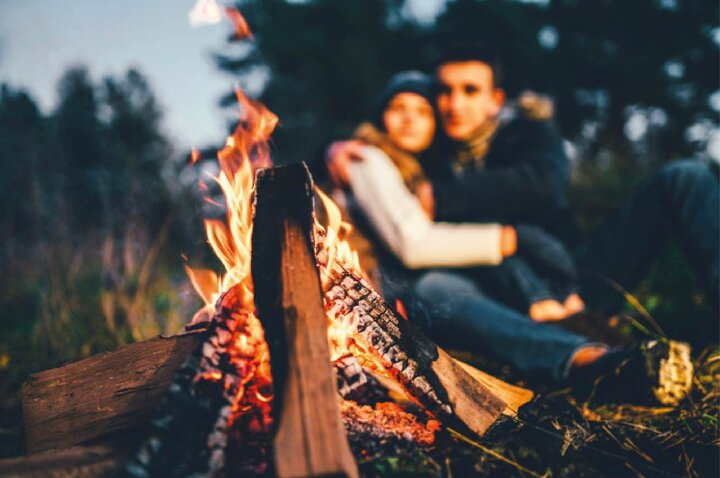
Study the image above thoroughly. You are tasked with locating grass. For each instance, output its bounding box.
[0,228,717,476]
[354,344,719,478]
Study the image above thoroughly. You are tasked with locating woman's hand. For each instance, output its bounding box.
[415,180,435,220]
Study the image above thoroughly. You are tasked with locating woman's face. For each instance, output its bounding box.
[382,92,436,154]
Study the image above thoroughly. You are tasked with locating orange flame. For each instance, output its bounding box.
[185,55,277,436]
[395,299,409,321]
[187,86,277,311]
[315,187,361,287]
[185,4,435,450]
[225,7,253,40]
[190,147,202,164]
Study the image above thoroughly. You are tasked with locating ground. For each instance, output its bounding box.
[1,313,718,477]
[357,315,720,478]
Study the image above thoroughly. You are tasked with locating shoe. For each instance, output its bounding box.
[570,340,693,406]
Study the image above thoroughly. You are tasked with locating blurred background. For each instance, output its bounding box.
[0,0,717,457]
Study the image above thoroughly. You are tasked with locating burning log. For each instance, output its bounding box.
[124,285,273,477]
[251,163,358,478]
[318,259,507,436]
[253,162,506,439]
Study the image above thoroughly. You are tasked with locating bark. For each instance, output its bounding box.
[251,163,358,478]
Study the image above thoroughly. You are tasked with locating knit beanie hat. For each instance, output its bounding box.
[372,71,434,129]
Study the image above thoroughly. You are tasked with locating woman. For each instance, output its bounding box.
[346,71,583,321]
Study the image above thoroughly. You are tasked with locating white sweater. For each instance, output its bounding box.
[348,146,504,269]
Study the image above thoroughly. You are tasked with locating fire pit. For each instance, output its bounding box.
[8,10,533,477]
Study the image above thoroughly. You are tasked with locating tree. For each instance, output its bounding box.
[0,85,48,244]
[52,67,107,229]
[100,68,172,232]
[216,0,431,164]
[217,0,718,171]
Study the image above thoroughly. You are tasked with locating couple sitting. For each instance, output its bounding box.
[324,44,719,404]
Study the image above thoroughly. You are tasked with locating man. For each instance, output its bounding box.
[423,44,719,318]
[327,44,714,402]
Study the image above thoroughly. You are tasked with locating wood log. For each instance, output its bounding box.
[369,359,533,417]
[21,333,201,454]
[455,360,534,416]
[251,163,358,478]
[0,443,132,478]
[318,252,508,437]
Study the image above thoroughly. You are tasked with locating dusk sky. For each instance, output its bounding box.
[0,0,446,152]
[0,0,244,150]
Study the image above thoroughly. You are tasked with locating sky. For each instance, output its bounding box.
[0,0,446,151]
[0,0,239,149]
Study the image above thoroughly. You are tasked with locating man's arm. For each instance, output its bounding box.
[325,139,366,187]
[433,120,569,222]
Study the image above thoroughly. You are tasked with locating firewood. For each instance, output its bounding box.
[318,252,508,437]
[454,360,534,416]
[124,283,278,477]
[0,443,132,477]
[334,354,369,398]
[251,163,358,478]
[367,359,533,418]
[21,333,201,454]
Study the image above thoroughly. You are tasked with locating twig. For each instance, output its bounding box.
[579,269,665,338]
[447,428,547,478]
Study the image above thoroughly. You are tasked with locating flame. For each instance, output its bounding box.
[225,7,253,40]
[185,5,434,454]
[189,86,277,309]
[315,187,361,287]
[185,42,277,441]
[395,299,409,321]
[190,147,202,164]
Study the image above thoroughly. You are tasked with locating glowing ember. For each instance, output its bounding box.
[341,400,440,447]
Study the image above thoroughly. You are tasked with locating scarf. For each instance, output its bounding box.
[452,118,500,174]
[353,122,427,194]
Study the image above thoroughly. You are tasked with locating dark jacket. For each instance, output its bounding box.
[426,117,582,246]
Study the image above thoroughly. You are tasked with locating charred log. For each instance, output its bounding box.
[124,287,266,477]
[317,243,508,437]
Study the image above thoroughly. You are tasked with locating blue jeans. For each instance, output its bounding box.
[410,270,593,381]
[474,224,578,311]
[408,161,717,381]
[574,160,720,314]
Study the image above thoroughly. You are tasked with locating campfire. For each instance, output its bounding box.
[14,9,533,477]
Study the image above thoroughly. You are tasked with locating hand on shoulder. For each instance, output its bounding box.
[325,139,366,187]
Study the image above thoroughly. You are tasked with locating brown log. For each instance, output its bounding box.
[368,358,533,418]
[320,257,508,437]
[455,360,534,416]
[251,163,358,478]
[21,332,201,454]
[0,443,131,478]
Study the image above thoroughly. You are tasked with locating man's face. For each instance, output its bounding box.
[436,61,505,142]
